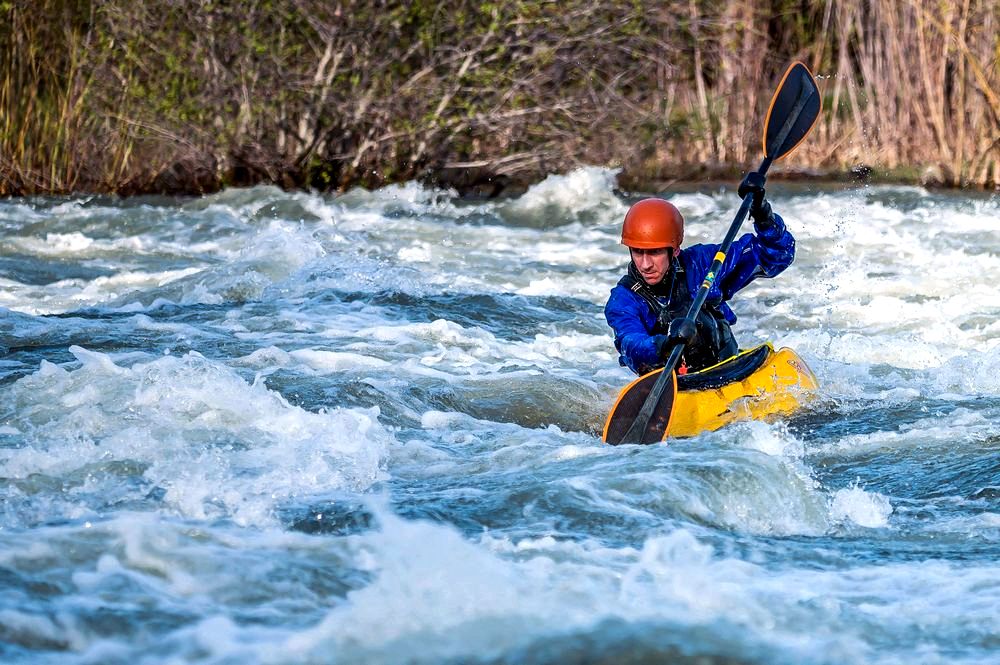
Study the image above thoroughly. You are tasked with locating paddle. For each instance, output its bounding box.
[603,62,821,445]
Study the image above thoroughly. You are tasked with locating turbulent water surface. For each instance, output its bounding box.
[1,168,999,664]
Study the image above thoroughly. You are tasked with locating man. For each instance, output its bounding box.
[604,173,795,375]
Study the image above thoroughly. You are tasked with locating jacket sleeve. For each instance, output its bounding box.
[715,212,795,300]
[604,285,662,374]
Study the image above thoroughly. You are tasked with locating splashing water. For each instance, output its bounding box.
[1,170,999,664]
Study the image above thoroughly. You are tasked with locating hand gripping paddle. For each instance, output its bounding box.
[603,62,821,445]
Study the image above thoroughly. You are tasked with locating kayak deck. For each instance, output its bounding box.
[670,343,818,437]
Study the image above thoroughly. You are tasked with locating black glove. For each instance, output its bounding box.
[667,317,697,347]
[738,171,774,228]
[654,317,696,358]
[652,335,670,360]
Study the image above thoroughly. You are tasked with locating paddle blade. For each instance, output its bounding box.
[763,62,821,161]
[602,368,678,445]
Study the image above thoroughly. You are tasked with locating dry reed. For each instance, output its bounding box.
[1,0,997,195]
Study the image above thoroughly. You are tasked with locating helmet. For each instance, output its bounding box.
[620,198,684,250]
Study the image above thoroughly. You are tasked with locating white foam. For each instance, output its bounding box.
[668,191,723,221]
[230,346,293,369]
[420,410,466,429]
[0,267,206,315]
[275,512,613,661]
[0,213,327,313]
[731,420,805,458]
[3,180,1000,664]
[2,347,391,526]
[830,486,894,528]
[931,349,1000,395]
[817,407,995,459]
[499,166,625,227]
[162,221,326,306]
[256,516,882,663]
[289,349,392,373]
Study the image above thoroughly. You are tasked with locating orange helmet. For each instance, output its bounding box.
[620,198,684,250]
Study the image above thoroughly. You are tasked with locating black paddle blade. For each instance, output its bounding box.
[602,369,677,445]
[763,62,821,161]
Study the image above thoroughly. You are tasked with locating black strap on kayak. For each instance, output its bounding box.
[675,343,771,391]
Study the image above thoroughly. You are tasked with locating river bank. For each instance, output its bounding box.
[433,162,979,201]
[4,1,997,198]
[100,155,995,203]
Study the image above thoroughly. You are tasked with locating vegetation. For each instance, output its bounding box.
[1,0,997,196]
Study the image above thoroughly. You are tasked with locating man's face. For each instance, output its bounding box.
[630,247,671,285]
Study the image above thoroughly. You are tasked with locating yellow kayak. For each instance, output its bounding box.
[671,343,818,437]
[603,343,818,441]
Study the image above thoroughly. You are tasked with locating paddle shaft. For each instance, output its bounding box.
[617,156,772,444]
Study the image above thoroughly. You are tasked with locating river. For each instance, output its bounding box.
[1,167,998,664]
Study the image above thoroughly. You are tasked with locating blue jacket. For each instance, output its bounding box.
[604,214,795,374]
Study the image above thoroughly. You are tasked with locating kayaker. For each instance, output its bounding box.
[604,173,795,375]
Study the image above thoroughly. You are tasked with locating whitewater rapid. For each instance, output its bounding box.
[1,168,999,664]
